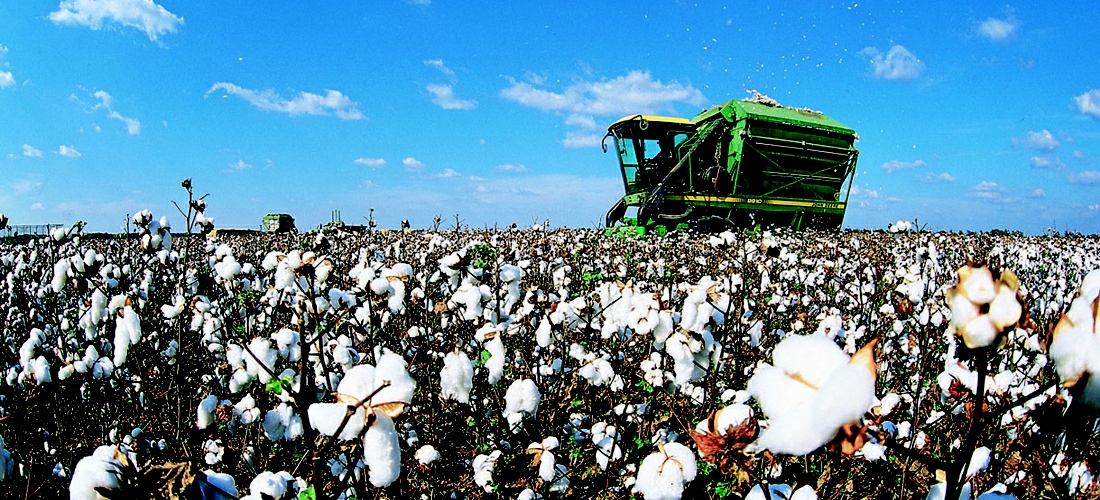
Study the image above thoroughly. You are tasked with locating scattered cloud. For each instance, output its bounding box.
[423,59,455,77]
[976,16,1019,42]
[92,90,141,135]
[1074,150,1091,165]
[881,159,927,173]
[22,144,42,157]
[30,202,44,210]
[501,70,706,130]
[970,181,1006,199]
[861,45,925,81]
[918,172,956,183]
[207,82,364,120]
[57,145,80,158]
[426,83,476,110]
[49,0,184,41]
[402,157,426,172]
[1068,170,1100,185]
[227,159,253,172]
[562,132,604,149]
[354,157,387,169]
[1028,188,1045,198]
[12,179,43,195]
[495,163,529,173]
[1075,89,1100,120]
[1029,155,1065,170]
[434,168,461,178]
[1014,129,1059,151]
[0,45,14,89]
[1089,204,1100,211]
[850,185,879,199]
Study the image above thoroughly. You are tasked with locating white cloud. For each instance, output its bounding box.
[22,144,42,157]
[423,59,455,77]
[1030,156,1065,170]
[1075,89,1100,119]
[1069,170,1100,185]
[1015,129,1059,151]
[0,71,12,89]
[11,179,43,195]
[501,70,706,119]
[977,17,1019,42]
[426,83,476,110]
[434,168,461,178]
[30,202,44,210]
[562,132,603,149]
[49,0,184,41]
[1089,204,1100,211]
[918,172,957,183]
[564,114,597,130]
[881,159,927,173]
[207,82,364,120]
[57,145,80,158]
[402,157,426,172]
[93,90,141,135]
[354,157,387,169]
[970,181,1006,199]
[1028,188,1045,198]
[849,185,879,199]
[495,163,529,173]
[861,45,925,81]
[228,160,253,171]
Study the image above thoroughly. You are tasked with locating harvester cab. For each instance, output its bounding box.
[603,95,859,232]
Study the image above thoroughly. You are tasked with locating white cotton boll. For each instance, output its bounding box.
[748,365,817,421]
[925,481,973,500]
[69,445,128,500]
[485,337,506,385]
[415,445,440,466]
[791,485,819,500]
[440,351,474,404]
[248,471,290,499]
[860,442,886,461]
[746,484,795,500]
[538,450,556,482]
[633,442,696,500]
[473,451,501,492]
[197,394,219,430]
[503,379,541,432]
[92,357,114,379]
[33,356,52,384]
[362,412,401,487]
[813,364,876,430]
[51,258,70,294]
[308,403,364,441]
[1048,325,1100,388]
[199,470,237,499]
[245,338,277,384]
[535,318,553,348]
[770,334,848,388]
[59,363,76,381]
[517,489,542,500]
[966,447,991,479]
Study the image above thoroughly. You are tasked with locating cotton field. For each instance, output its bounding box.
[0,209,1099,499]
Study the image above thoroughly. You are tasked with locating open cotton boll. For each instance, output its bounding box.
[51,258,71,293]
[247,470,295,499]
[749,335,878,455]
[199,470,237,499]
[925,481,973,500]
[197,394,219,430]
[362,412,401,487]
[633,442,697,500]
[69,445,133,500]
[440,351,474,404]
[244,338,278,384]
[485,336,506,385]
[473,450,502,492]
[503,379,541,433]
[309,351,416,439]
[112,305,142,366]
[415,445,440,466]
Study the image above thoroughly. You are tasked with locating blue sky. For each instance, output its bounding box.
[1,1,1098,234]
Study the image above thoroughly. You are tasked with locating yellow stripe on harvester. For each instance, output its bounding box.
[666,195,845,210]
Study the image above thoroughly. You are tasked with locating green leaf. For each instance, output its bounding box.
[298,486,317,500]
[265,378,283,395]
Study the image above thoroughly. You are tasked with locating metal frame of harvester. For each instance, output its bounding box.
[603,95,859,233]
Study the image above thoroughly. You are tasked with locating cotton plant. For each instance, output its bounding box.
[591,421,623,471]
[439,350,474,404]
[69,444,136,500]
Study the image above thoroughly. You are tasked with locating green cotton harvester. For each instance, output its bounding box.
[603,94,859,233]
